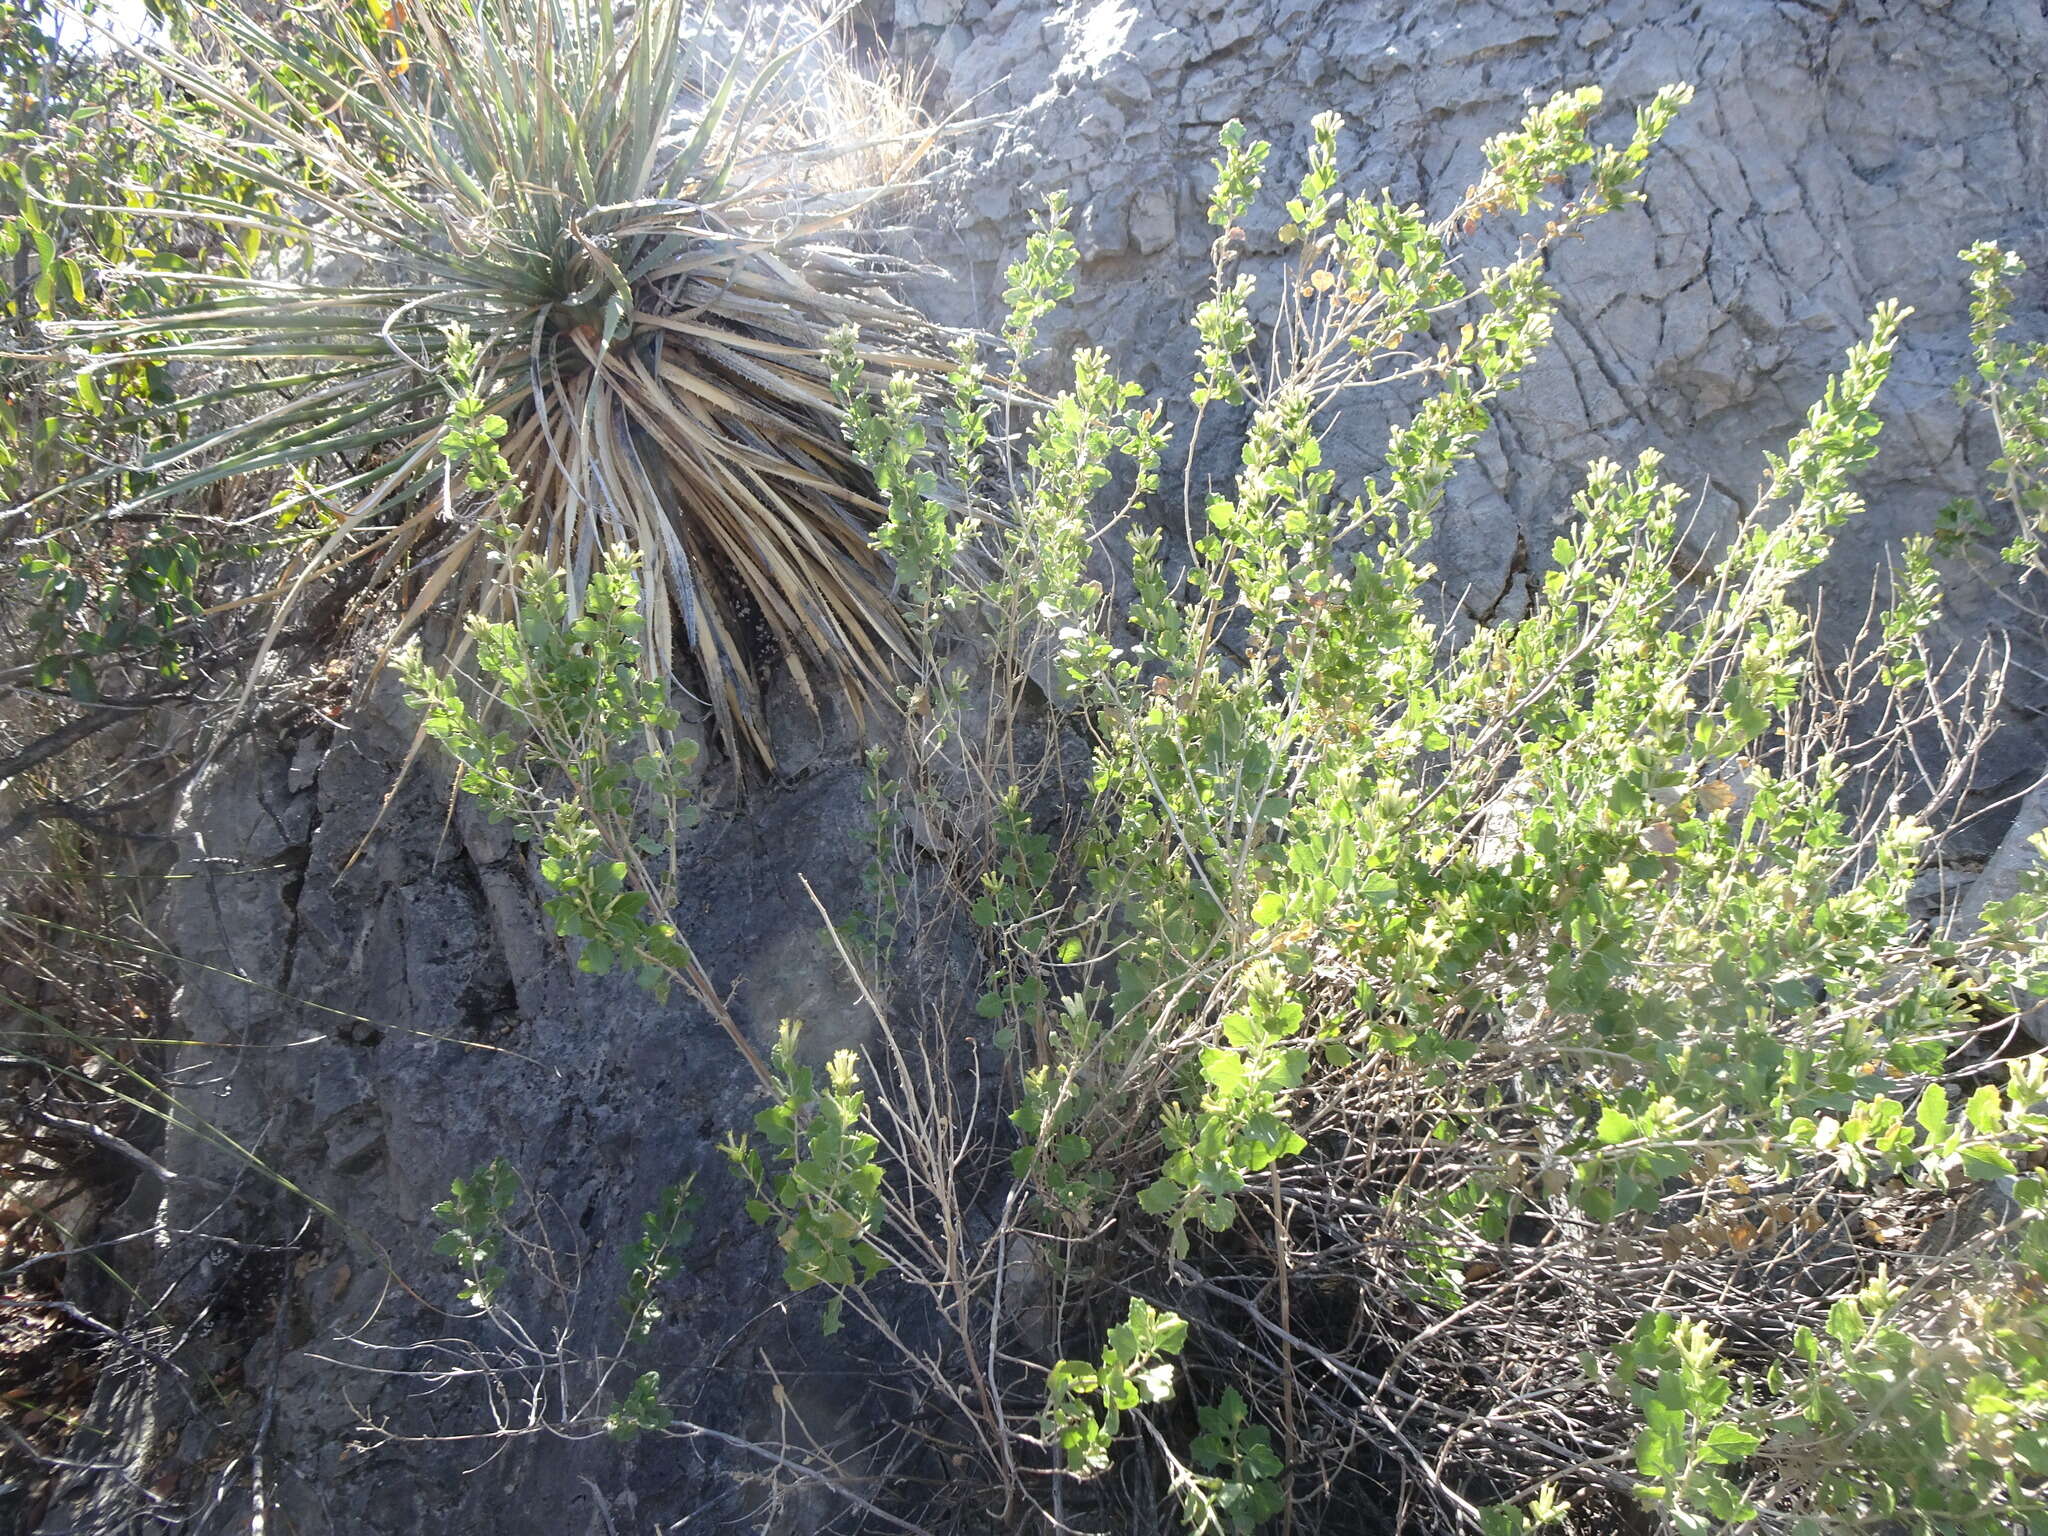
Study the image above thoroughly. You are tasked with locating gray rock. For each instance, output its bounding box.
[1131,181,1176,254]
[908,0,2048,679]
[1952,779,2048,1047]
[41,673,908,1534]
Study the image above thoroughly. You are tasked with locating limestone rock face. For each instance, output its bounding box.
[41,683,896,1535]
[900,0,2046,681]
[42,3,2048,1532]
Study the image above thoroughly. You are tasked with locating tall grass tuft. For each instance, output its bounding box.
[40,0,950,764]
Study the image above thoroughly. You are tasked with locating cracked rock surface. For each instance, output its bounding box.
[905,0,2046,669]
[42,2,2048,1531]
[42,685,902,1535]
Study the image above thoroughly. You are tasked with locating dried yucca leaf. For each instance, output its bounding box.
[45,0,953,765]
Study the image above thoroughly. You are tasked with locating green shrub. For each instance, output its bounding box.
[838,85,2048,1533]
[406,73,2048,1536]
[398,331,771,1084]
[423,1152,702,1446]
[723,1020,891,1337]
[1940,242,2048,576]
[430,1154,519,1310]
[2,3,282,697]
[1042,1296,1186,1477]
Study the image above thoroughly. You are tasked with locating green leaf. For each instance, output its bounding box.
[1964,1083,2004,1135]
[1699,1422,1761,1465]
[1914,1082,1949,1137]
[1138,1178,1182,1215]
[1200,1048,1248,1093]
[1133,1362,1177,1403]
[1960,1143,2018,1181]
[1635,1399,1686,1479]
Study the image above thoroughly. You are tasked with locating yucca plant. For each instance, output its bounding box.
[35,0,949,763]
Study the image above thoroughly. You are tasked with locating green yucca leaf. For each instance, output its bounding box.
[29,0,950,765]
